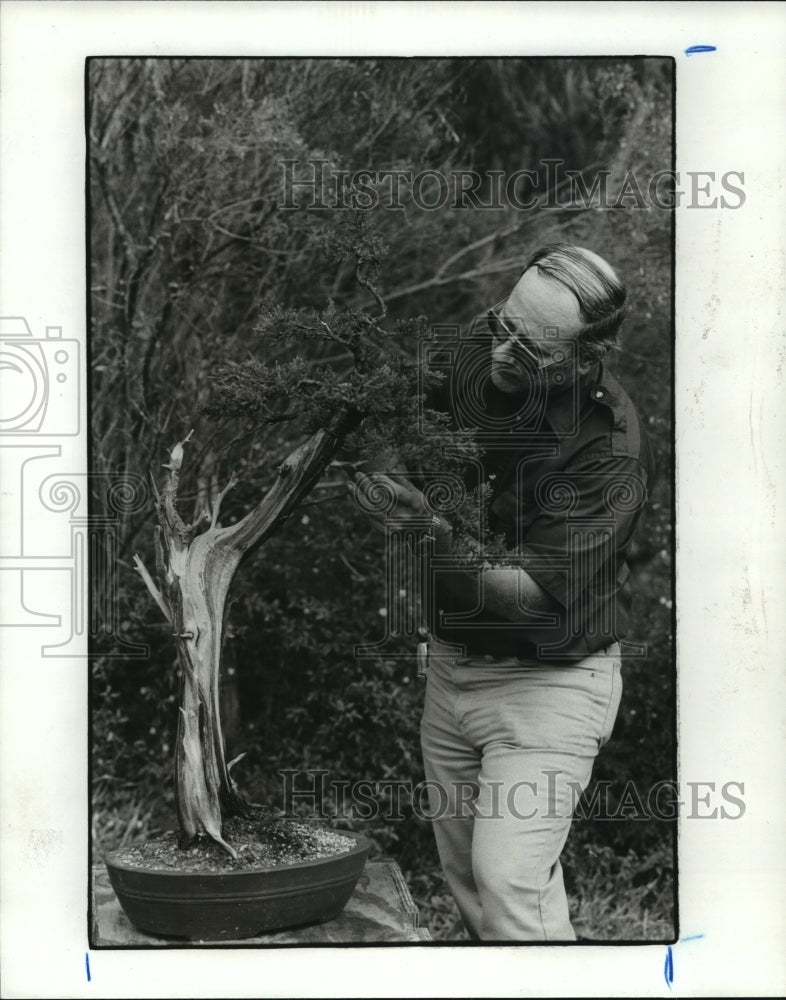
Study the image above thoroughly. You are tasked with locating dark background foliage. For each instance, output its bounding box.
[89,56,675,940]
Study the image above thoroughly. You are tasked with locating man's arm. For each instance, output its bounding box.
[352,472,564,621]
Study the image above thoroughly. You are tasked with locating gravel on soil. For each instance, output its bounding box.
[111,808,357,872]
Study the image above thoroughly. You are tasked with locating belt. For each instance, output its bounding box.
[417,631,622,675]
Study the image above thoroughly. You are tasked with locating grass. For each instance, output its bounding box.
[566,837,676,942]
[92,786,173,861]
[407,840,675,942]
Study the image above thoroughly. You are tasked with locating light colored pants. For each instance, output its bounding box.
[419,640,623,941]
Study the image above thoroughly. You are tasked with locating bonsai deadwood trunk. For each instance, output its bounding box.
[134,409,361,857]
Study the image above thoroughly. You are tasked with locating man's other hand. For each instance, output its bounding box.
[350,471,426,528]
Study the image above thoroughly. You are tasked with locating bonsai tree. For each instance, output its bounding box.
[131,210,479,858]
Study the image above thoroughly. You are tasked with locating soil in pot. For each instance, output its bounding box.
[105,806,370,941]
[112,808,357,872]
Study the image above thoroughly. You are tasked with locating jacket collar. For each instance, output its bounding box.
[545,360,620,437]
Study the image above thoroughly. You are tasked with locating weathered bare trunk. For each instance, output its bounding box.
[134,409,360,855]
[168,534,246,854]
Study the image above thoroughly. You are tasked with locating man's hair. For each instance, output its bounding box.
[523,243,627,364]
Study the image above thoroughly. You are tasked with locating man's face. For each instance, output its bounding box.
[489,267,585,395]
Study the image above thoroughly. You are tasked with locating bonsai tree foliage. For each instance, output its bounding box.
[132,209,479,857]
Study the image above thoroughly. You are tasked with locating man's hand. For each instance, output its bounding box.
[348,471,454,551]
[346,469,559,621]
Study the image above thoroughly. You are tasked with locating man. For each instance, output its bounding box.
[351,244,654,941]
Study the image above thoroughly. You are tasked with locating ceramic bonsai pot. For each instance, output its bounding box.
[105,831,371,941]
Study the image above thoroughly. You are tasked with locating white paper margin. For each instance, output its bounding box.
[1,2,784,997]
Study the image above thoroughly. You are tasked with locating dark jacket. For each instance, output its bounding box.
[422,343,654,661]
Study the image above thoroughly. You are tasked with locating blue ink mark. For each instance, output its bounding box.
[685,45,717,55]
[664,945,674,990]
[85,952,91,983]
[682,932,705,942]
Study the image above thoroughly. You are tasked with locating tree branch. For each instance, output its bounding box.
[339,552,367,581]
[355,263,387,322]
[160,429,195,542]
[291,485,351,510]
[210,471,238,529]
[133,553,172,623]
[382,170,587,305]
[218,407,363,555]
